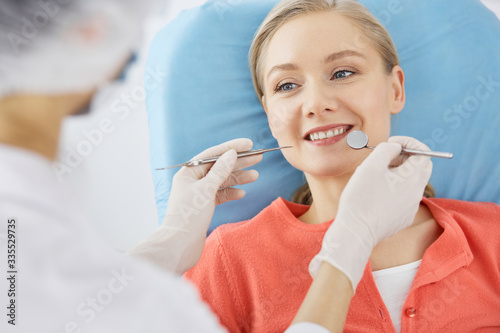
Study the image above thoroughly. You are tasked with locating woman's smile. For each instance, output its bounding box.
[304,124,353,147]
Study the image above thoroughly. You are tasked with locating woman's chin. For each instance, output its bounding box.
[292,163,357,179]
[307,168,355,179]
[288,152,364,177]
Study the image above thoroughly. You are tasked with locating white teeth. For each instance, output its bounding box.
[308,127,348,141]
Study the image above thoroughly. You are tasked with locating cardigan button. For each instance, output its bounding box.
[406,307,417,318]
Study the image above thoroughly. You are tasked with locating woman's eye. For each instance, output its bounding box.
[275,82,297,92]
[333,70,355,80]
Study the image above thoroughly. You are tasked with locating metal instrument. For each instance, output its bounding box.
[156,146,293,170]
[347,130,453,159]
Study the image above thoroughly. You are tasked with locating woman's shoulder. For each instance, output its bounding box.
[425,197,500,246]
[202,196,313,265]
[426,197,499,219]
[185,197,295,287]
[211,196,303,239]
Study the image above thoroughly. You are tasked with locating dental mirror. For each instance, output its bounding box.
[347,130,453,159]
[346,130,374,150]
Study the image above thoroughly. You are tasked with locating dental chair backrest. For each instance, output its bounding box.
[146,0,500,231]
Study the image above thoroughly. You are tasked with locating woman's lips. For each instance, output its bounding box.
[304,125,353,147]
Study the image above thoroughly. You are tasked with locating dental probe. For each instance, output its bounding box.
[156,146,293,170]
[347,130,453,159]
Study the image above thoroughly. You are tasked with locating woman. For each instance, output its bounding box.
[185,0,500,332]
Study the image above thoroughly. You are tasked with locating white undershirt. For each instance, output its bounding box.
[372,260,422,333]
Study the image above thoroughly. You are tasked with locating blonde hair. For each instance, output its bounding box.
[249,0,434,203]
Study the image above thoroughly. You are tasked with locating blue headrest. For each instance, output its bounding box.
[146,0,500,230]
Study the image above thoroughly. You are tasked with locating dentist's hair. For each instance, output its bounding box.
[249,0,434,204]
[0,0,74,53]
[0,0,162,99]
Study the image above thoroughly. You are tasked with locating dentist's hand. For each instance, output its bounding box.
[128,139,261,275]
[309,136,433,292]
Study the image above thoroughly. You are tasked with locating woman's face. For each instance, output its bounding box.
[261,11,405,177]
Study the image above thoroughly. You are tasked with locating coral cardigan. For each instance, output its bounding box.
[185,197,500,332]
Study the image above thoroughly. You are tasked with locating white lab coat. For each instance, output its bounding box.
[0,144,226,332]
[0,144,326,333]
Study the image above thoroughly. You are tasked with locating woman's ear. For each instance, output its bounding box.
[389,65,405,115]
[262,95,276,138]
[262,95,268,113]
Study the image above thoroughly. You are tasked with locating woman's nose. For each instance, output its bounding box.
[302,83,338,118]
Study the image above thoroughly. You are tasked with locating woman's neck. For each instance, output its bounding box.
[299,173,441,270]
[298,172,434,227]
[298,172,353,225]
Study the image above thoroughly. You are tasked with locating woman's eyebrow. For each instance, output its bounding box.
[324,50,366,63]
[266,50,365,81]
[266,63,299,81]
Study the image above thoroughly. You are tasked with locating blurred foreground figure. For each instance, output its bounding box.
[0,1,227,332]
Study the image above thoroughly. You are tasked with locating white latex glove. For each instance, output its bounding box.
[309,136,433,292]
[128,138,261,275]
